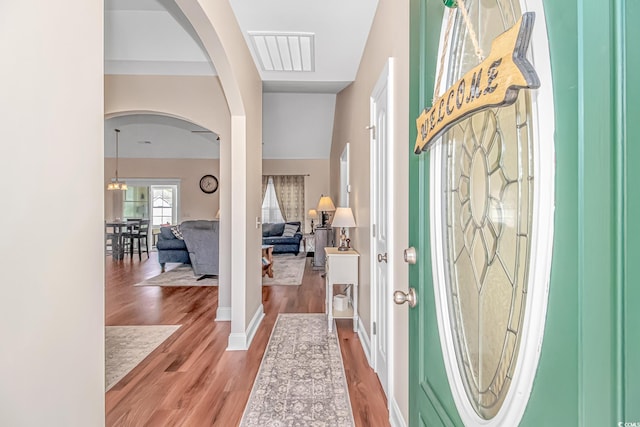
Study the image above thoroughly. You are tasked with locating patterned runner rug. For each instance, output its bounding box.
[240,313,355,426]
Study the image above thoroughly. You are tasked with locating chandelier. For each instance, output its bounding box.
[107,128,127,191]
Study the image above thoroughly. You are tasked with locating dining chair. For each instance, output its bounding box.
[105,224,116,256]
[123,219,150,260]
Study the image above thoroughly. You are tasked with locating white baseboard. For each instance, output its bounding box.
[357,317,373,368]
[389,397,407,427]
[227,304,265,351]
[246,304,264,346]
[227,332,247,351]
[216,306,231,321]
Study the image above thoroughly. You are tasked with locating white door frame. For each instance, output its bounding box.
[369,58,394,400]
[340,143,350,208]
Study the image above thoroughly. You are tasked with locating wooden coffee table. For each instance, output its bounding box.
[261,244,274,278]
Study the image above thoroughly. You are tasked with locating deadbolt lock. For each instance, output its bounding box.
[404,247,417,264]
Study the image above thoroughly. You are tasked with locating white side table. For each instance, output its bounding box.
[303,233,315,253]
[324,247,359,332]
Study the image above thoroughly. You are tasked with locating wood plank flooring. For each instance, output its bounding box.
[105,252,390,426]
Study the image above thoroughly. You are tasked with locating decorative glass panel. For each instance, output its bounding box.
[439,0,533,419]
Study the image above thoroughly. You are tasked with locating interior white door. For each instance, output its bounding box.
[340,144,350,207]
[370,62,390,396]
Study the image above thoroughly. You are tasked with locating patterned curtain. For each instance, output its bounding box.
[261,175,270,202]
[271,175,305,222]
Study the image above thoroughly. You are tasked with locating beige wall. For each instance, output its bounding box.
[0,0,104,425]
[104,158,329,231]
[177,0,264,339]
[105,75,231,138]
[104,73,236,321]
[262,159,331,233]
[329,0,410,421]
[104,158,221,222]
[107,0,266,340]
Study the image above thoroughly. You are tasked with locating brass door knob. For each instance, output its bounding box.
[393,288,417,307]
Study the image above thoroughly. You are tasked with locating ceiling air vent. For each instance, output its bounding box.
[248,32,315,72]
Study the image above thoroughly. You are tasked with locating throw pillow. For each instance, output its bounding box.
[171,225,184,240]
[282,223,298,237]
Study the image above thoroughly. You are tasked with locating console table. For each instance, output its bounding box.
[313,227,334,270]
[324,247,359,332]
[303,233,315,253]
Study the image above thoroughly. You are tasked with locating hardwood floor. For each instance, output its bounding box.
[105,252,390,426]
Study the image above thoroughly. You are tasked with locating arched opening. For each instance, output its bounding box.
[105,0,263,348]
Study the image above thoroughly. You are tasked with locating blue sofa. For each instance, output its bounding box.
[156,220,220,274]
[157,226,190,271]
[262,221,303,255]
[180,220,219,277]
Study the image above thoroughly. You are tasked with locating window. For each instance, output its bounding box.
[119,179,180,227]
[151,186,177,226]
[123,186,149,220]
[261,177,285,223]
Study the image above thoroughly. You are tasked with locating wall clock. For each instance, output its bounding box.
[199,174,218,194]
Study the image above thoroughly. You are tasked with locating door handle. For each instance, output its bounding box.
[377,253,388,263]
[393,288,417,307]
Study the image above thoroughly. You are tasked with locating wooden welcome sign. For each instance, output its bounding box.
[414,12,540,154]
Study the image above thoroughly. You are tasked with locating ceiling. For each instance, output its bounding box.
[104,0,379,159]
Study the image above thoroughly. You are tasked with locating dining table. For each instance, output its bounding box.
[105,220,140,260]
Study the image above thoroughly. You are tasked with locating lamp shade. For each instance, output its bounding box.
[331,207,356,228]
[307,209,318,218]
[317,196,336,212]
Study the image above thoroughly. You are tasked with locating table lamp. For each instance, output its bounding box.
[316,195,336,227]
[331,207,356,251]
[307,209,318,234]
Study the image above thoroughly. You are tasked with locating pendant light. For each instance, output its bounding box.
[107,128,128,191]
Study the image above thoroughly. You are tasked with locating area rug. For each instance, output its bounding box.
[105,325,181,391]
[240,314,354,426]
[134,264,218,287]
[262,253,306,286]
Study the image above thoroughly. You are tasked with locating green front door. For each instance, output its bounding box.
[408,0,640,425]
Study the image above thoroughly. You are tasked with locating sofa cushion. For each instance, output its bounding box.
[262,222,303,237]
[262,223,273,237]
[156,238,187,250]
[263,235,301,246]
[269,223,285,236]
[159,226,176,240]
